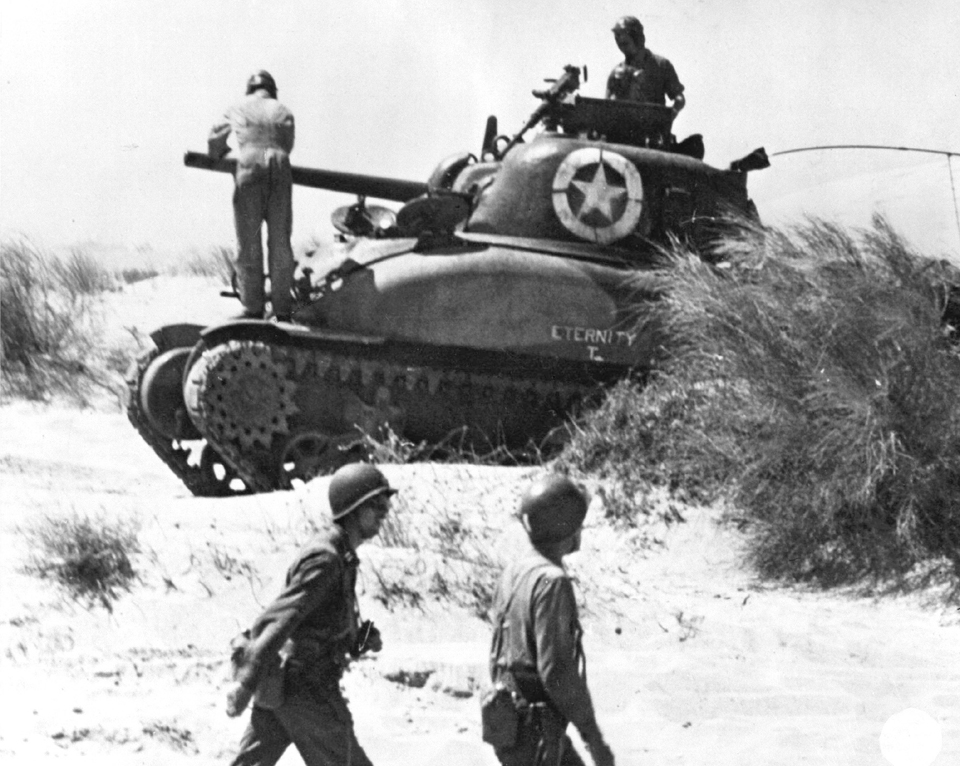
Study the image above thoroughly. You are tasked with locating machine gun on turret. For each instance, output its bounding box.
[499,64,584,156]
[493,64,681,155]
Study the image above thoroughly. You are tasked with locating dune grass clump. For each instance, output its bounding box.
[19,512,141,611]
[1,239,109,400]
[178,245,234,285]
[370,495,501,620]
[54,248,117,294]
[362,425,535,469]
[355,470,515,620]
[560,374,752,521]
[565,215,960,591]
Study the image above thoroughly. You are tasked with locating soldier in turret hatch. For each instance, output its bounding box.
[209,70,296,322]
[606,16,686,117]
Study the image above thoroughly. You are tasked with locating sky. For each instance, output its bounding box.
[1,0,959,264]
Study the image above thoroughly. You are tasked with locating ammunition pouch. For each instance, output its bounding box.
[482,667,560,750]
[480,682,520,749]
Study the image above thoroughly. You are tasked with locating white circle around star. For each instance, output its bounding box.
[551,147,644,244]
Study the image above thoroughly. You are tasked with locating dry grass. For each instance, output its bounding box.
[353,467,532,621]
[1,239,110,402]
[176,246,235,285]
[0,238,235,405]
[563,215,960,596]
[362,425,538,469]
[18,511,141,611]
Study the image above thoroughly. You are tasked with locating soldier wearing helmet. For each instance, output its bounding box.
[208,70,296,321]
[606,16,685,116]
[225,463,397,766]
[485,475,615,766]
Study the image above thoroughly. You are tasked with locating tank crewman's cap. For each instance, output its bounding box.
[328,463,398,520]
[246,70,278,97]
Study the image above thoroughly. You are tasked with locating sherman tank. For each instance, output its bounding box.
[127,65,769,496]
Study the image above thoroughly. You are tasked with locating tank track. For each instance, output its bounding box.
[126,343,247,497]
[184,335,619,494]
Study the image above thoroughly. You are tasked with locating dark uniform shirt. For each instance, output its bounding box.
[233,522,359,692]
[489,544,602,741]
[606,48,684,105]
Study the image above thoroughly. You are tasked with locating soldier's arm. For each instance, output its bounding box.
[664,61,685,113]
[605,67,620,100]
[233,551,340,690]
[208,111,233,159]
[533,575,606,745]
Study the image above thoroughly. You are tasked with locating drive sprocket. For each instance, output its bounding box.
[185,340,298,452]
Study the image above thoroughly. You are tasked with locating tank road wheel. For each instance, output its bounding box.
[139,347,200,440]
[277,431,362,489]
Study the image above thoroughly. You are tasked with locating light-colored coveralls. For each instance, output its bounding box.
[209,90,295,318]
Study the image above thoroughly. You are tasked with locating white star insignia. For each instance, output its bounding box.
[570,162,629,224]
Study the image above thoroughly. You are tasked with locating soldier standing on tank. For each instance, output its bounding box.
[486,476,616,766]
[224,463,397,766]
[209,70,296,322]
[606,16,685,116]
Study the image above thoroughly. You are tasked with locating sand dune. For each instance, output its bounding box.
[1,272,958,765]
[1,402,957,765]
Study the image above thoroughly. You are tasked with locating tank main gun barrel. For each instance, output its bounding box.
[183,151,429,203]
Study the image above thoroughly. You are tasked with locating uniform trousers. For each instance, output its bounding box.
[230,678,373,766]
[232,158,293,318]
[494,705,586,766]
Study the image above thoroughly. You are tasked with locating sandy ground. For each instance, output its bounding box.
[1,276,959,765]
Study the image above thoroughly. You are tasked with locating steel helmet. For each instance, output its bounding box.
[246,70,278,97]
[519,475,588,543]
[328,463,397,520]
[612,15,644,41]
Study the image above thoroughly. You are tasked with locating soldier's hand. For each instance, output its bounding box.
[225,681,254,718]
[585,738,615,766]
[364,625,383,653]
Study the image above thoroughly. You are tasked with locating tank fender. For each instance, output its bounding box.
[198,320,388,349]
[199,320,295,348]
[139,347,201,440]
[149,323,205,353]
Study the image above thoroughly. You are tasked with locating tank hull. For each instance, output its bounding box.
[295,234,663,365]
[130,237,655,494]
